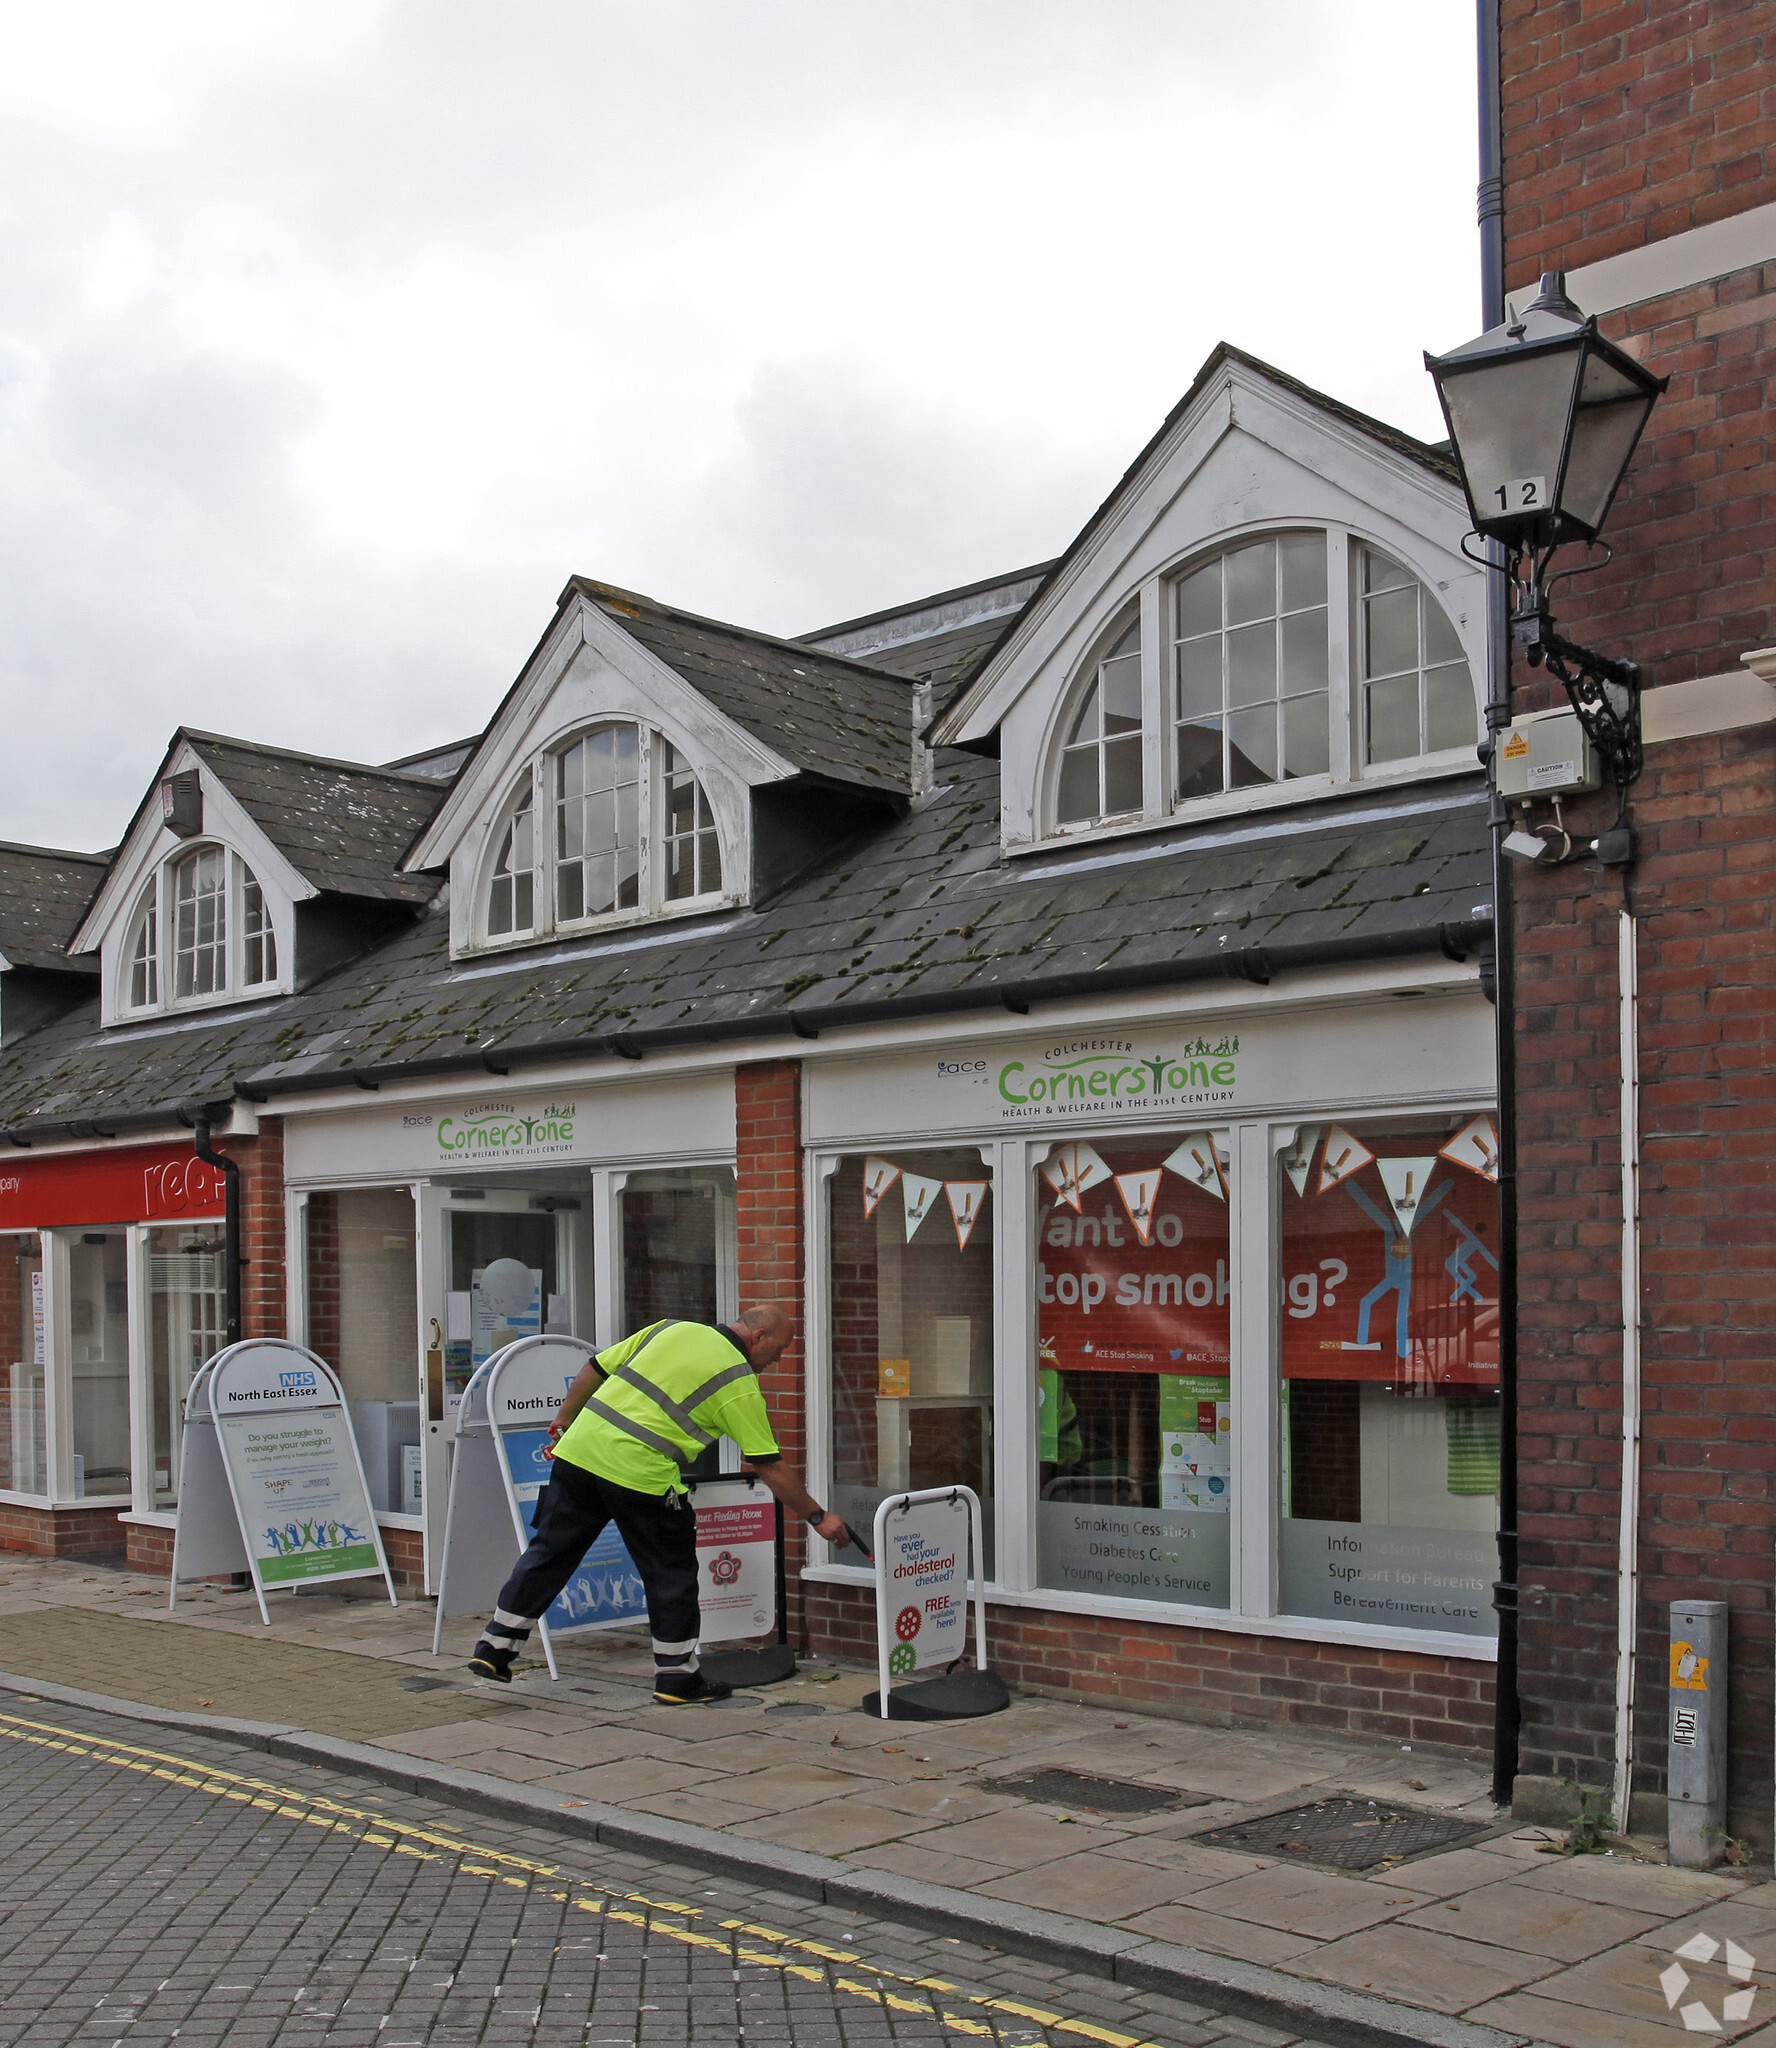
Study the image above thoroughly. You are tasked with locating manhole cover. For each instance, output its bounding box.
[766,1702,826,1717]
[984,1768,1186,1817]
[1193,1798,1487,1871]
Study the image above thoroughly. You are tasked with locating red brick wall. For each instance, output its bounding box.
[232,1119,286,1340]
[735,1060,807,1624]
[0,1501,124,1559]
[125,1519,176,1577]
[1502,0,1776,280]
[1501,1,1776,1841]
[804,1583,1494,1755]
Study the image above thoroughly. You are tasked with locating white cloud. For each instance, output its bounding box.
[0,0,1479,848]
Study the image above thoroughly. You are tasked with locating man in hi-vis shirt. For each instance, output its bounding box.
[469,1303,849,1703]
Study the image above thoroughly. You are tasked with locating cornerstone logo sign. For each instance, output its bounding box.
[994,1036,1241,1121]
[405,1099,579,1161]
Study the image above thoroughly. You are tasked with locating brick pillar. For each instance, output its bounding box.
[735,1059,807,1639]
[211,1123,287,1342]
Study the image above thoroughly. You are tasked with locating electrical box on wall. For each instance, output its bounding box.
[1494,709,1600,800]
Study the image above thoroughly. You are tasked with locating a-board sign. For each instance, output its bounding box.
[872,1486,989,1713]
[434,1337,782,1679]
[169,1340,397,1625]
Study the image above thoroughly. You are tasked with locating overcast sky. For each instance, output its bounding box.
[1,2,1480,850]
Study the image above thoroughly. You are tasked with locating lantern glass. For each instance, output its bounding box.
[1561,349,1659,536]
[1435,345,1583,536]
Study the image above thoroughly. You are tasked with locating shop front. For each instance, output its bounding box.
[803,981,1505,1746]
[0,1141,228,1558]
[281,1066,737,1589]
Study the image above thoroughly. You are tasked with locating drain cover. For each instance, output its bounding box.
[766,1702,827,1718]
[984,1768,1188,1817]
[1193,1798,1486,1871]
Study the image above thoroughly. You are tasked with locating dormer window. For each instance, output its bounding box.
[1359,547,1475,765]
[121,849,283,1015]
[478,721,728,948]
[1055,619,1143,826]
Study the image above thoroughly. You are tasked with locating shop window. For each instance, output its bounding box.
[64,1231,131,1497]
[1174,534,1330,800]
[1054,618,1143,827]
[827,1149,995,1567]
[147,1224,226,1508]
[1034,1133,1232,1610]
[620,1169,735,1332]
[477,723,728,947]
[1277,1117,1501,1638]
[1360,548,1477,764]
[306,1188,420,1514]
[3,1236,47,1496]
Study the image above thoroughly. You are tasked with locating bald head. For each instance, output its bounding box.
[732,1302,796,1366]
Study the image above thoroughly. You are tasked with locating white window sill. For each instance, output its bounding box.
[120,1511,177,1529]
[798,1562,1497,1663]
[376,1512,423,1532]
[0,1489,131,1512]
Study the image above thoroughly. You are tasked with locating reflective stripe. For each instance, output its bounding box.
[600,1343,755,1457]
[608,1362,713,1447]
[581,1395,686,1465]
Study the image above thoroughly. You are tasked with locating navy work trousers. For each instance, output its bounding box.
[497,1456,700,1658]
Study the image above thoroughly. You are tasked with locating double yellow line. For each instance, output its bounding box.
[0,1709,1165,2048]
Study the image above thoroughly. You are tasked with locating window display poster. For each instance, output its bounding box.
[1159,1373,1230,1511]
[216,1410,382,1585]
[472,1261,543,1371]
[1282,1136,1499,1385]
[1037,1152,1229,1374]
[1279,1517,1496,1636]
[499,1426,647,1629]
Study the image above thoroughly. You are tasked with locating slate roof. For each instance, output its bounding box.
[568,581,915,797]
[800,563,1052,715]
[0,842,107,974]
[178,734,448,904]
[0,753,1493,1137]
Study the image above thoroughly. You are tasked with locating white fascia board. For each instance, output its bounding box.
[68,738,313,958]
[405,592,796,874]
[935,385,1237,747]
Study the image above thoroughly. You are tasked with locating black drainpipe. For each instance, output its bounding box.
[1476,0,1520,1811]
[189,1107,243,1349]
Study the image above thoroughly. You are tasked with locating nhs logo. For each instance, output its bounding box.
[279,1371,317,1388]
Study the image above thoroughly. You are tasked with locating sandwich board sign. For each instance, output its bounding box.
[690,1475,777,1644]
[433,1336,649,1678]
[168,1339,396,1625]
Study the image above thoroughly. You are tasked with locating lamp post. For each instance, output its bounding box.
[1425,270,1666,1811]
[1427,270,1669,864]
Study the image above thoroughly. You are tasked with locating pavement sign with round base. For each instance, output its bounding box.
[865,1484,1007,1720]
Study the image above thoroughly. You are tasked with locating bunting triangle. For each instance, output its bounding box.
[1281,1124,1323,1199]
[1439,1114,1500,1182]
[1317,1125,1375,1193]
[1377,1157,1441,1236]
[1162,1132,1225,1201]
[862,1156,902,1217]
[901,1172,942,1241]
[1040,1140,1112,1213]
[945,1181,988,1251]
[1113,1170,1163,1246]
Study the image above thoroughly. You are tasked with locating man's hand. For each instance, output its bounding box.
[542,1417,567,1461]
[814,1510,848,1544]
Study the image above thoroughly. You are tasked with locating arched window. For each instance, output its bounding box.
[1359,547,1477,764]
[242,866,277,985]
[127,883,158,1010]
[1174,533,1330,801]
[479,724,726,945]
[1055,619,1143,826]
[486,783,535,937]
[173,847,227,999]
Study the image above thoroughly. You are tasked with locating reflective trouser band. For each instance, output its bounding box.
[653,1636,699,1670]
[603,1356,756,1451]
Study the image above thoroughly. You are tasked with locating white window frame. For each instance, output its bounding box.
[475,722,729,950]
[1045,609,1146,837]
[803,1103,1502,1663]
[1038,525,1481,845]
[118,848,286,1019]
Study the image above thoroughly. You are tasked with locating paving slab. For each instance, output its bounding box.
[1297,1924,1559,2010]
[1118,1903,1326,1966]
[1401,1880,1660,1961]
[1184,1866,1425,1941]
[974,1849,1205,1920]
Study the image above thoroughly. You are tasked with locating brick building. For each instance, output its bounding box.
[1491,0,1776,1840]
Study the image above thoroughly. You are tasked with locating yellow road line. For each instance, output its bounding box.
[0,1710,1167,2048]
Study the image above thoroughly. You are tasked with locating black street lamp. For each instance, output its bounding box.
[1427,271,1669,862]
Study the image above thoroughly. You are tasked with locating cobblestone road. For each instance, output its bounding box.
[0,1698,1327,2048]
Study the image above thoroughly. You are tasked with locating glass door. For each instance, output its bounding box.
[64,1231,131,1498]
[146,1223,226,1508]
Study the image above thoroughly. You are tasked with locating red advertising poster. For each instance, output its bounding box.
[1036,1139,1230,1375]
[1281,1131,1499,1385]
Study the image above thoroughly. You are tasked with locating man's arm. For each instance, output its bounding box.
[742,1456,849,1545]
[543,1358,605,1455]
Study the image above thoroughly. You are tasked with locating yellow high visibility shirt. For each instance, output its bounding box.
[552,1320,779,1496]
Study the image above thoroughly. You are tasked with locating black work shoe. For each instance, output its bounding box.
[652,1670,733,1706]
[468,1639,517,1682]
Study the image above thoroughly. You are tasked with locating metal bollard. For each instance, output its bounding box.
[1668,1598,1728,1868]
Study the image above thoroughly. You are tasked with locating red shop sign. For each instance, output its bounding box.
[0,1143,227,1231]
